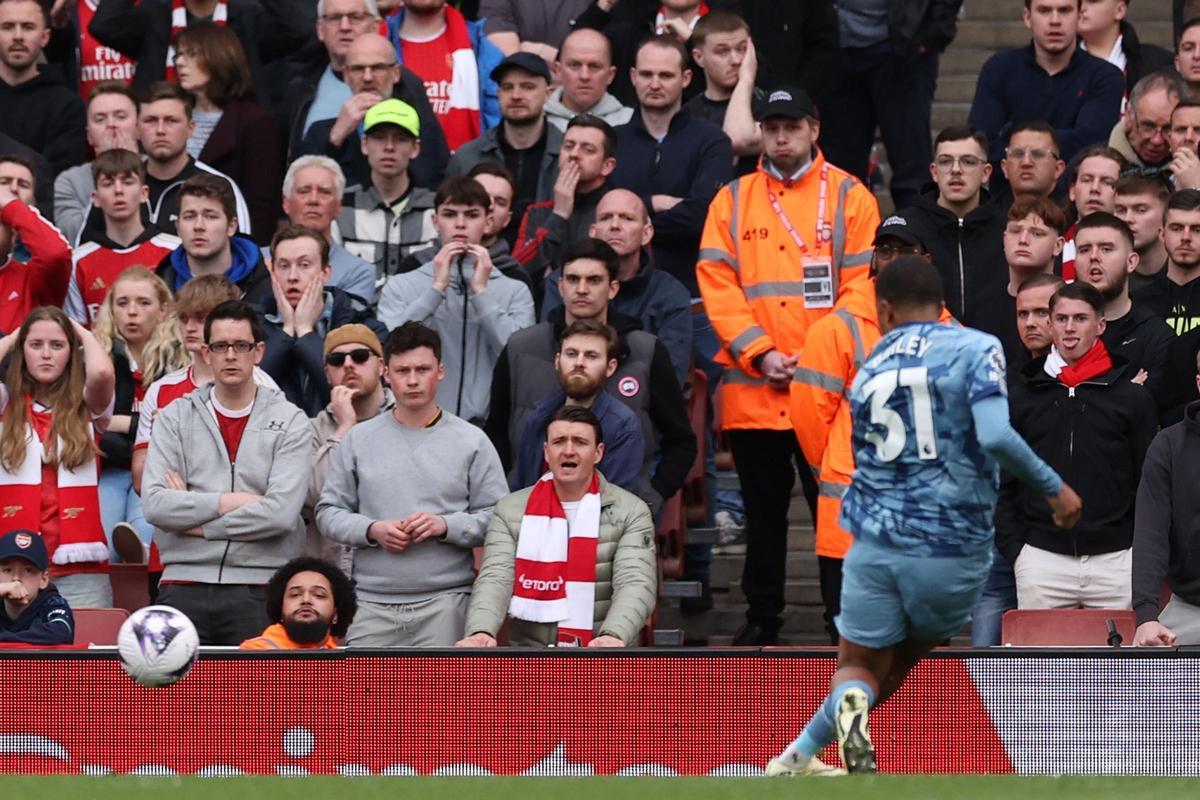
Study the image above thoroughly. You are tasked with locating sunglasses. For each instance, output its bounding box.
[326,348,375,367]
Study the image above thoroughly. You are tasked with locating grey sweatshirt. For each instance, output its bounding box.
[315,409,509,603]
[376,257,534,425]
[544,87,634,132]
[141,384,311,584]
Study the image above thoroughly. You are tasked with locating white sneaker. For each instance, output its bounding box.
[835,688,877,774]
[712,511,746,554]
[765,754,846,777]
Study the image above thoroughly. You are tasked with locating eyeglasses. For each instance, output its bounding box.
[207,341,256,354]
[1135,119,1171,138]
[1004,147,1059,162]
[320,12,374,24]
[326,348,375,367]
[345,62,395,76]
[874,243,923,259]
[933,155,985,170]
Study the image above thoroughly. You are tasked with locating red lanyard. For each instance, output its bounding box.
[767,163,829,253]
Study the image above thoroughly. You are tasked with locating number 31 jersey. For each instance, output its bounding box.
[841,321,1008,558]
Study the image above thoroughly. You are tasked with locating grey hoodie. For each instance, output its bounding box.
[376,256,535,424]
[142,384,311,584]
[544,87,634,132]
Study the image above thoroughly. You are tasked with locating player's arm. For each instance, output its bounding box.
[971,394,1081,528]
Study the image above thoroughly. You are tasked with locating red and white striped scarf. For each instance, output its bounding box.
[509,472,601,646]
[0,403,109,566]
[165,0,228,82]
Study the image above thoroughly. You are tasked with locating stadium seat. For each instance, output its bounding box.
[73,608,130,646]
[683,367,709,527]
[110,563,150,613]
[655,491,686,579]
[1000,609,1137,646]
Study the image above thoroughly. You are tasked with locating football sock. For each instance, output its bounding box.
[782,679,877,761]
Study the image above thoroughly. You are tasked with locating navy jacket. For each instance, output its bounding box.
[258,286,388,417]
[512,389,645,494]
[968,43,1124,167]
[610,109,732,295]
[0,584,74,645]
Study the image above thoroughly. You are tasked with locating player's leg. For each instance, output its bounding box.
[768,540,902,776]
[874,635,943,705]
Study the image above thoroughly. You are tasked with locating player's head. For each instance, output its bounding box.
[874,255,944,335]
[264,556,356,643]
[1049,281,1107,365]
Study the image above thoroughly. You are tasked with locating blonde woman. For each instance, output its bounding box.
[92,267,188,563]
[0,307,116,607]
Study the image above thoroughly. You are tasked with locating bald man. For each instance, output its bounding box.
[545,28,634,131]
[540,189,691,384]
[297,33,450,189]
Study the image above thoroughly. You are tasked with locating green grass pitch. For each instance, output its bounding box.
[3,777,1195,799]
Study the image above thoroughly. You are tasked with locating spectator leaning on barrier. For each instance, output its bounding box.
[1116,172,1172,294]
[996,282,1156,612]
[54,81,139,245]
[305,324,393,566]
[377,176,534,425]
[316,322,509,647]
[541,188,692,388]
[0,530,74,645]
[142,300,311,646]
[1133,347,1200,647]
[790,214,953,646]
[457,404,656,648]
[259,225,388,418]
[240,556,357,650]
[544,28,633,132]
[1110,71,1182,170]
[335,99,438,292]
[968,0,1123,172]
[696,86,879,646]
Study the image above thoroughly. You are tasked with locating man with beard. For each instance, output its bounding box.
[512,114,616,282]
[447,52,561,246]
[306,324,394,564]
[240,557,357,650]
[511,319,645,495]
[1076,212,1173,406]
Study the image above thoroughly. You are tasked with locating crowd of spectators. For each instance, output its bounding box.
[2,0,1200,650]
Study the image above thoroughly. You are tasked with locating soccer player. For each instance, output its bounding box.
[766,256,1082,776]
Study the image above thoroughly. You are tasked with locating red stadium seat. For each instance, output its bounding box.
[655,491,686,579]
[1000,609,1137,646]
[110,563,150,613]
[73,608,130,646]
[683,367,709,527]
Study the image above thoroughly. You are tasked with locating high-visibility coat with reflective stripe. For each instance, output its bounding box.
[790,278,954,559]
[697,149,880,430]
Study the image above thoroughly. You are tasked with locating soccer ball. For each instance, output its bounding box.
[117,605,200,687]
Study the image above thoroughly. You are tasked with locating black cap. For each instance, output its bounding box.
[874,214,928,248]
[490,52,551,83]
[756,87,817,121]
[0,529,47,571]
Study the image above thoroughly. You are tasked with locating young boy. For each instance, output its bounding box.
[0,529,75,645]
[65,148,180,326]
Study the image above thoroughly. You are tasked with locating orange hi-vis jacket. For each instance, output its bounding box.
[697,149,880,430]
[240,623,339,650]
[790,278,955,559]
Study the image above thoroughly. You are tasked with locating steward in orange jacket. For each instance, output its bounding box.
[791,216,953,640]
[696,87,880,644]
[240,623,339,650]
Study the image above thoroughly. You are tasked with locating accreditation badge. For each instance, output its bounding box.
[801,258,834,309]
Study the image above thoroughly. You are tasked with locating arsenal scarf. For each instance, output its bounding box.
[1055,340,1113,388]
[508,472,601,646]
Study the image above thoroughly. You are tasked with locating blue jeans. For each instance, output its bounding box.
[97,466,153,562]
[970,545,1017,646]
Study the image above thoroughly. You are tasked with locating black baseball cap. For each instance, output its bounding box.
[490,52,551,83]
[874,214,928,249]
[756,87,817,121]
[0,529,47,571]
